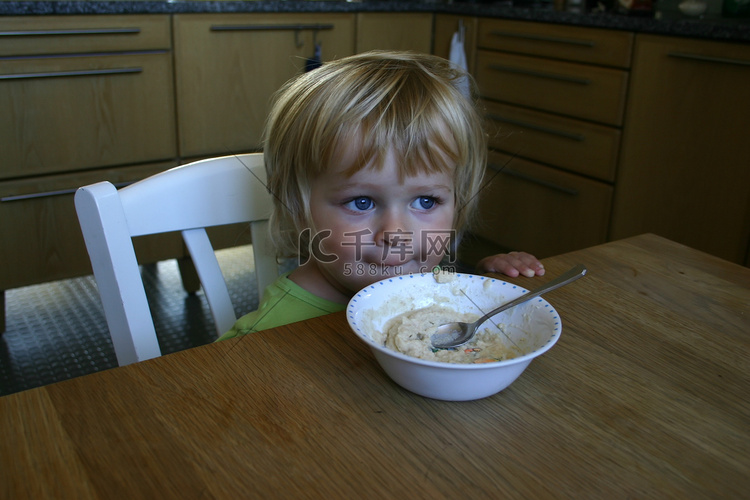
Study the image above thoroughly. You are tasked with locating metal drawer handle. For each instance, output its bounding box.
[488,64,591,85]
[668,52,750,67]
[489,164,579,196]
[0,28,141,37]
[0,67,142,81]
[1,181,133,202]
[487,113,585,142]
[489,30,595,48]
[210,24,335,32]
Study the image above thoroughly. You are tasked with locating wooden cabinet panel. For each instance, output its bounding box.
[474,151,613,258]
[0,15,179,301]
[0,162,181,289]
[611,35,750,264]
[478,19,633,68]
[0,52,177,179]
[472,20,631,259]
[356,13,433,54]
[0,15,171,57]
[477,49,629,126]
[173,13,355,159]
[485,101,621,182]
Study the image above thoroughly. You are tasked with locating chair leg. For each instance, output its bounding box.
[177,257,201,294]
[0,290,4,333]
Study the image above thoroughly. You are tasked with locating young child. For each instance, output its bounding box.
[218,51,543,340]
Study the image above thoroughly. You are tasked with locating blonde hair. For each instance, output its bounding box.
[264,50,487,258]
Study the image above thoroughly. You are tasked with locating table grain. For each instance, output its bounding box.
[2,234,748,499]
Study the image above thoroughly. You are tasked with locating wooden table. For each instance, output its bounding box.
[2,234,748,498]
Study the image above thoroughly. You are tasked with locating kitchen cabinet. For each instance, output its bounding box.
[0,162,182,288]
[472,19,632,258]
[355,13,433,54]
[473,151,613,258]
[476,19,632,67]
[0,15,176,178]
[482,101,622,182]
[476,51,628,128]
[0,53,175,180]
[610,35,750,265]
[0,15,179,330]
[173,13,356,159]
[172,13,355,254]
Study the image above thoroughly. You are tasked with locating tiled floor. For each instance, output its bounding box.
[1,240,483,398]
[0,245,269,397]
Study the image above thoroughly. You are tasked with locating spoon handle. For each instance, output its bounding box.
[475,264,587,327]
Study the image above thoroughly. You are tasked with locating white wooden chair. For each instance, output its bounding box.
[75,153,277,366]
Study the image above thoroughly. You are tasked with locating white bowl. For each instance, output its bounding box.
[347,273,562,401]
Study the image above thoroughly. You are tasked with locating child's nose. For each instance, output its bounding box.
[374,210,413,248]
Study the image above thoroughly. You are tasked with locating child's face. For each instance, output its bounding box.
[307,148,456,297]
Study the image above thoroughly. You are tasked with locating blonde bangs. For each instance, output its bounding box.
[327,63,469,181]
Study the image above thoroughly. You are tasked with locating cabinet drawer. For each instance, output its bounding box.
[0,52,176,179]
[474,151,613,258]
[0,15,171,57]
[0,162,182,289]
[477,50,629,126]
[485,101,620,182]
[478,19,633,68]
[174,13,355,158]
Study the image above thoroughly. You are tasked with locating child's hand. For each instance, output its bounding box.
[476,251,545,278]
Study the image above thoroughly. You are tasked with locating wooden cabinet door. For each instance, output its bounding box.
[173,13,355,159]
[610,35,750,264]
[474,151,613,259]
[476,49,629,127]
[355,13,433,54]
[0,162,181,289]
[0,15,171,57]
[0,52,176,179]
[0,15,180,291]
[477,19,633,68]
[485,101,621,182]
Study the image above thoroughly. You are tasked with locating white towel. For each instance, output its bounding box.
[449,27,471,100]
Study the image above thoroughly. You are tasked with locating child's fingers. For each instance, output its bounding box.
[509,251,545,277]
[477,252,545,277]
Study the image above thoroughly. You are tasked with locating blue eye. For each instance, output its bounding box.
[345,196,374,211]
[413,196,437,210]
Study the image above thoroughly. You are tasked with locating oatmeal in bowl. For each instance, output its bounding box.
[347,270,562,401]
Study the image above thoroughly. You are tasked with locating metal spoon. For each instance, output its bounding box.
[430,264,587,349]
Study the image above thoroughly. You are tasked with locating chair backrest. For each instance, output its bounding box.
[75,153,278,366]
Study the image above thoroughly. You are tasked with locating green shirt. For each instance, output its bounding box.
[216,271,345,341]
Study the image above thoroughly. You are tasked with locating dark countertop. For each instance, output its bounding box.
[1,1,749,44]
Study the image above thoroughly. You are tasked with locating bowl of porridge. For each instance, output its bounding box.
[346,270,562,401]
